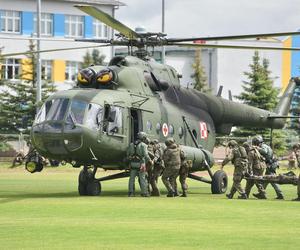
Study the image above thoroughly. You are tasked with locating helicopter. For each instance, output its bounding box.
[9,5,300,196]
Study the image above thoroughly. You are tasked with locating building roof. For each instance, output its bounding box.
[59,0,125,6]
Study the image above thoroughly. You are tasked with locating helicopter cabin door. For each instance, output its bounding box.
[130,109,142,143]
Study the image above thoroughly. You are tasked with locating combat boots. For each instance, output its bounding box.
[181,191,187,197]
[167,191,175,197]
[226,193,234,199]
[275,193,284,200]
[238,193,248,199]
[292,197,300,201]
[253,192,267,199]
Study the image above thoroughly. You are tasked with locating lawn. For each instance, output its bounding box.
[0,162,300,250]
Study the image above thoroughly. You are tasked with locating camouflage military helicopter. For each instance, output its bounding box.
[10,5,300,196]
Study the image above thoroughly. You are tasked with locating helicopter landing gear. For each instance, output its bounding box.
[78,166,101,196]
[211,170,228,194]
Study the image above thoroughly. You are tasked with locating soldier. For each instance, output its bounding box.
[127,132,152,197]
[222,140,248,199]
[243,142,267,199]
[292,143,300,168]
[149,139,164,196]
[145,138,155,194]
[162,137,182,197]
[252,135,284,200]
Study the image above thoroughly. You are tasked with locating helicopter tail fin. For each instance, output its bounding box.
[274,77,299,116]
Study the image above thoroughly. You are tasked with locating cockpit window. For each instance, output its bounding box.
[34,100,53,124]
[85,103,103,130]
[46,98,69,121]
[69,100,88,125]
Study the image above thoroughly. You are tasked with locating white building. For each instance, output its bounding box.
[0,0,122,89]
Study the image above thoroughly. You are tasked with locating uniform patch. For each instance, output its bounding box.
[200,122,208,139]
[162,123,169,137]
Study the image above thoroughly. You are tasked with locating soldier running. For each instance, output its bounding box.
[252,135,284,200]
[222,140,248,199]
[243,141,267,199]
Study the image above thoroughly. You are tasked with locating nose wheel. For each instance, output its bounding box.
[78,166,101,196]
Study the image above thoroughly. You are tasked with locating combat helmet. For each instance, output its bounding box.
[137,131,147,141]
[165,137,175,147]
[252,135,263,146]
[227,140,238,148]
[242,141,251,149]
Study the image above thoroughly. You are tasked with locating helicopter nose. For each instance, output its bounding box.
[32,121,83,157]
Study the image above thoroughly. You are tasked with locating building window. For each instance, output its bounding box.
[0,10,21,33]
[34,13,53,36]
[65,61,79,82]
[2,58,20,80]
[42,60,52,80]
[93,19,109,38]
[65,15,84,38]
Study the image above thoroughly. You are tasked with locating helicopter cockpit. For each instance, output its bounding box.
[34,98,123,134]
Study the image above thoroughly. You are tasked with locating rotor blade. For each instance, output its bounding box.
[0,44,110,58]
[170,42,300,51]
[75,5,140,39]
[167,31,300,43]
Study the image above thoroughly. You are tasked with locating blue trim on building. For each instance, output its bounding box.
[54,14,65,36]
[22,11,34,35]
[291,35,300,77]
[84,16,93,38]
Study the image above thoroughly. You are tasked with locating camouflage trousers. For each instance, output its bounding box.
[229,167,246,196]
[162,167,179,193]
[179,165,189,194]
[149,164,163,196]
[263,168,283,197]
[245,168,266,196]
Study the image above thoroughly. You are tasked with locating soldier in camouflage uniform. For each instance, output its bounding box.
[222,140,248,199]
[145,138,155,194]
[162,138,183,197]
[149,139,164,196]
[245,172,300,201]
[127,132,152,197]
[292,143,300,168]
[252,136,284,200]
[243,142,267,199]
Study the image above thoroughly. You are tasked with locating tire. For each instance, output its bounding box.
[211,170,228,194]
[87,181,101,196]
[78,169,90,196]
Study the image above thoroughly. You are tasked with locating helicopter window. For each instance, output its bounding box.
[156,123,161,134]
[103,105,123,134]
[146,121,152,131]
[169,125,174,135]
[178,127,184,138]
[34,100,53,124]
[46,98,69,121]
[85,103,103,130]
[68,99,88,125]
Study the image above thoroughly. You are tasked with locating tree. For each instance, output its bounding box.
[232,51,286,154]
[0,40,56,134]
[190,49,209,92]
[81,49,106,68]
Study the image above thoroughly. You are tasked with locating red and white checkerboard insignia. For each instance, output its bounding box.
[199,122,208,139]
[162,123,169,137]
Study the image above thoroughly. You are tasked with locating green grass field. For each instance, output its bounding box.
[0,163,300,250]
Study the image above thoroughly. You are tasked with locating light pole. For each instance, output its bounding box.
[36,0,42,110]
[161,0,165,64]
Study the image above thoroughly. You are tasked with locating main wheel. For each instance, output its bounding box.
[211,170,228,194]
[78,169,93,196]
[87,181,101,196]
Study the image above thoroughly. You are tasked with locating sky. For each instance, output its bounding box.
[116,0,300,38]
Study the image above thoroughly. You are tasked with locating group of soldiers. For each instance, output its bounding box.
[126,132,191,197]
[222,135,300,201]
